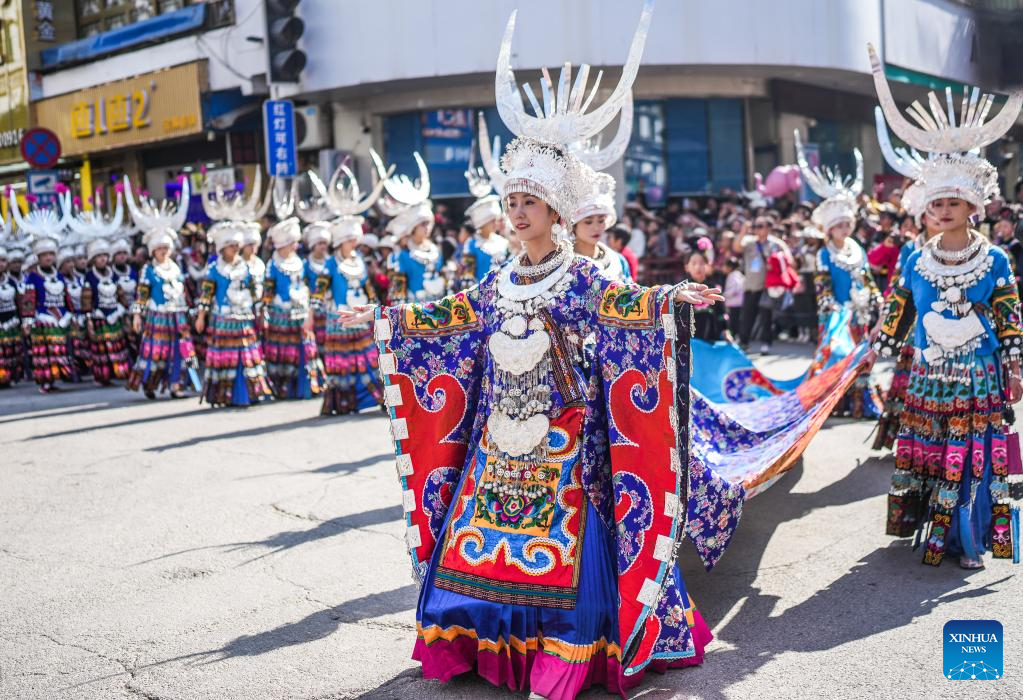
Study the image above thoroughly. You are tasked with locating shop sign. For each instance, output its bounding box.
[33,61,208,157]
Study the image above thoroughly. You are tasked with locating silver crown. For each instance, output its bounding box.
[477,113,507,193]
[124,175,190,233]
[568,94,634,171]
[371,149,431,219]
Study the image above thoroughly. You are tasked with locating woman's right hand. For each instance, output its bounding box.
[132,315,142,334]
[338,304,377,327]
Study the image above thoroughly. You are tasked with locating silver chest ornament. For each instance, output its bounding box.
[486,247,574,459]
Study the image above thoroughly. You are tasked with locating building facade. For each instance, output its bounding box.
[9,0,1021,219]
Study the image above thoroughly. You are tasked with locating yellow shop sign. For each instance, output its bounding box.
[34,61,208,156]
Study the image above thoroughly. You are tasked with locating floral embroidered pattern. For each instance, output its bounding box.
[402,291,481,336]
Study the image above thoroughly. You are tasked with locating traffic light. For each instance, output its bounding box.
[265,0,306,83]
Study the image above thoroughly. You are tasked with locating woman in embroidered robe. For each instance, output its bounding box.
[0,246,22,387]
[314,217,383,415]
[814,215,883,417]
[341,139,737,699]
[261,218,322,400]
[18,239,74,392]
[127,229,200,399]
[194,222,273,407]
[83,240,131,385]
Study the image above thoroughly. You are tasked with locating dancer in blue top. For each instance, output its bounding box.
[195,222,273,407]
[128,228,200,399]
[261,218,323,400]
[460,165,510,285]
[868,45,1023,568]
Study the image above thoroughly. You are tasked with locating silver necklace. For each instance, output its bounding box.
[826,239,864,273]
[512,241,571,278]
[930,231,982,263]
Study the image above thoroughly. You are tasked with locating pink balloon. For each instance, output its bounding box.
[759,165,802,198]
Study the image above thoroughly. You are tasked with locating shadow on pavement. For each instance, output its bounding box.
[232,452,395,481]
[143,414,347,453]
[19,406,213,441]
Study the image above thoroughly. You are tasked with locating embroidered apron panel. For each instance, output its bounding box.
[436,407,586,609]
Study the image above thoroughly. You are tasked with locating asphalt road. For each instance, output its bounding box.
[0,344,1019,699]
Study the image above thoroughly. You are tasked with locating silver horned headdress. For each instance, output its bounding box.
[795,129,862,232]
[495,0,652,146]
[8,187,72,254]
[491,0,653,219]
[371,149,431,218]
[124,175,190,233]
[869,43,1021,209]
[66,187,124,242]
[201,169,272,222]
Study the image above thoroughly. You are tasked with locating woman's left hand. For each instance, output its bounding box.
[674,282,725,306]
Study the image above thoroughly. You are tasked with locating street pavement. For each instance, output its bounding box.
[0,343,1020,700]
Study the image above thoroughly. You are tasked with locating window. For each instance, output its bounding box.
[74,0,229,37]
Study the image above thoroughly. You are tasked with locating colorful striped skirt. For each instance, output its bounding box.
[89,310,131,384]
[873,342,915,451]
[27,311,73,386]
[127,309,199,395]
[262,306,323,400]
[886,353,1012,566]
[200,309,273,407]
[0,313,22,387]
[320,316,382,415]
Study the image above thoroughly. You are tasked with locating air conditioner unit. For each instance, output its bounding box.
[295,105,330,151]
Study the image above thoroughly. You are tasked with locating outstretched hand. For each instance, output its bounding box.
[674,282,725,306]
[338,304,377,327]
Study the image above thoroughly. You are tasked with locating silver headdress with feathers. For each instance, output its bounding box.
[201,169,273,222]
[8,188,72,254]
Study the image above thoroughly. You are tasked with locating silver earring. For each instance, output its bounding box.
[551,222,565,242]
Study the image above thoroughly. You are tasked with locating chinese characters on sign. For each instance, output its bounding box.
[34,1,55,42]
[33,62,207,157]
[71,84,153,138]
[263,100,297,177]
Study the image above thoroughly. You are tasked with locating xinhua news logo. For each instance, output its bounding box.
[943,620,1003,680]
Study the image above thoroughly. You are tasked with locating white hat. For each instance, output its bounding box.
[74,244,87,258]
[268,217,302,249]
[110,237,132,256]
[303,221,332,249]
[570,169,617,229]
[145,228,177,254]
[56,247,76,268]
[86,238,112,261]
[7,246,25,263]
[331,216,365,248]
[378,235,396,250]
[385,202,433,239]
[240,222,261,248]
[208,221,244,252]
[465,194,503,229]
[361,233,380,249]
[0,246,7,259]
[25,253,37,268]
[32,237,59,256]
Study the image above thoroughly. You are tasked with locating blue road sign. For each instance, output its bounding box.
[26,169,59,210]
[263,100,298,177]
